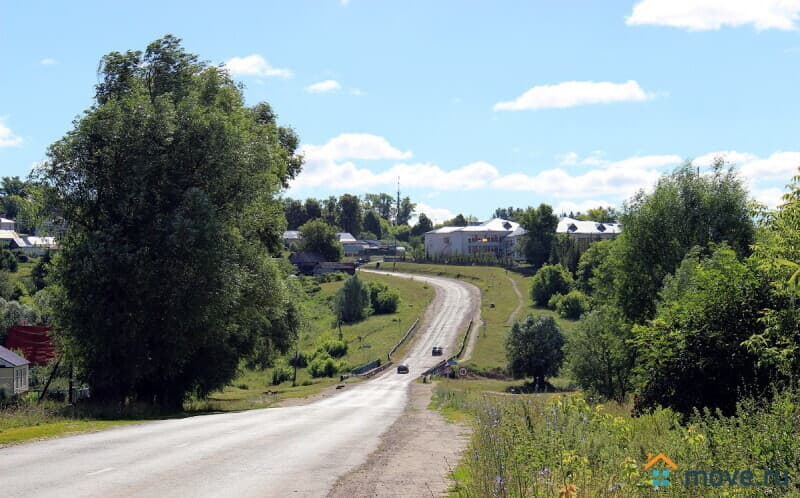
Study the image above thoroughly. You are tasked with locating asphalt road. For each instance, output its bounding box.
[0,271,477,498]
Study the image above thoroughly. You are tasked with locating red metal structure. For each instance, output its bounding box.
[4,326,56,366]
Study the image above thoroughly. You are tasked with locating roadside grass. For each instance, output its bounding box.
[195,271,434,411]
[435,384,800,497]
[0,398,143,446]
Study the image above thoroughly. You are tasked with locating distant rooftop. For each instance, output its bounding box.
[0,345,29,367]
[557,217,621,235]
[427,218,521,235]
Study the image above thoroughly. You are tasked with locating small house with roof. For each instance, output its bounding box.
[557,217,621,250]
[0,345,30,397]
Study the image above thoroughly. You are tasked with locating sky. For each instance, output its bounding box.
[2,0,800,223]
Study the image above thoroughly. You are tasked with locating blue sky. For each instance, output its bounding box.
[2,1,800,223]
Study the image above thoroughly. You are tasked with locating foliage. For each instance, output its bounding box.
[567,306,635,402]
[36,35,303,409]
[0,249,17,272]
[549,233,580,273]
[575,239,613,293]
[308,352,341,378]
[30,251,51,291]
[363,210,383,239]
[367,281,400,314]
[435,385,800,497]
[505,315,565,384]
[0,298,39,343]
[317,338,348,358]
[284,198,308,230]
[576,206,618,222]
[298,219,343,262]
[410,212,433,236]
[335,274,371,323]
[530,264,574,307]
[271,362,293,385]
[337,194,362,236]
[550,289,588,319]
[597,163,754,323]
[520,203,558,269]
[633,246,773,416]
[746,172,800,377]
[396,196,416,225]
[491,206,525,222]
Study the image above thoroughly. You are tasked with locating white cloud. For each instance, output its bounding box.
[494,80,654,111]
[693,150,758,167]
[305,80,342,93]
[349,88,364,96]
[412,203,455,226]
[0,118,22,147]
[626,0,800,31]
[751,187,788,209]
[40,58,56,65]
[301,133,412,161]
[224,54,293,78]
[738,151,800,182]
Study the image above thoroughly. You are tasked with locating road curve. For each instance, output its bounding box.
[0,271,478,498]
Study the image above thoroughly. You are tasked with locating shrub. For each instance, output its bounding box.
[288,351,309,368]
[309,353,340,378]
[271,364,293,385]
[554,290,588,319]
[368,281,400,314]
[530,264,573,307]
[0,250,18,272]
[318,339,348,358]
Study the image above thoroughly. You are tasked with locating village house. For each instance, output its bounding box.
[556,217,621,250]
[0,345,30,397]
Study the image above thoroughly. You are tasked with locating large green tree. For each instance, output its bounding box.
[410,212,433,236]
[632,246,772,415]
[298,219,343,261]
[520,204,558,269]
[506,315,565,385]
[337,194,362,235]
[597,163,754,322]
[363,210,383,239]
[39,36,303,409]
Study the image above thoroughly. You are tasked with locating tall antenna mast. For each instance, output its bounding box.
[396,176,401,226]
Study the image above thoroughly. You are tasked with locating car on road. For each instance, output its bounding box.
[396,364,409,374]
[431,346,443,356]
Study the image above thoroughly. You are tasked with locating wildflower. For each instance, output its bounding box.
[559,484,578,498]
[539,466,551,477]
[496,476,504,484]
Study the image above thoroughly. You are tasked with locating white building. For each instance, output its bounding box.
[0,346,29,397]
[424,219,526,260]
[557,217,621,250]
[0,218,15,231]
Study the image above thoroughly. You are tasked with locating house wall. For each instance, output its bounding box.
[0,367,13,396]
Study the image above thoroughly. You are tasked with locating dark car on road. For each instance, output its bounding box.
[432,346,443,356]
[396,364,409,374]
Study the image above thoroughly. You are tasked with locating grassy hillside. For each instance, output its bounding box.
[193,271,434,411]
[367,262,576,377]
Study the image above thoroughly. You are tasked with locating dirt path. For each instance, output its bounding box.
[506,275,524,325]
[328,382,470,498]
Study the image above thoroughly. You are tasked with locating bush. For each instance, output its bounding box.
[530,264,573,307]
[368,281,400,314]
[318,339,348,358]
[309,353,340,378]
[288,351,309,368]
[0,250,18,272]
[315,272,347,283]
[554,290,588,319]
[271,364,293,385]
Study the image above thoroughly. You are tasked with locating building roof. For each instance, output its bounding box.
[337,232,357,243]
[0,217,14,224]
[0,229,19,240]
[282,230,301,239]
[557,217,622,235]
[426,218,520,235]
[0,345,29,367]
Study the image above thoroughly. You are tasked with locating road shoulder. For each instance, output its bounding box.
[327,382,471,498]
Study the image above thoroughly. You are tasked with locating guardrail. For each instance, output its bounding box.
[388,317,420,361]
[421,319,474,377]
[451,319,473,361]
